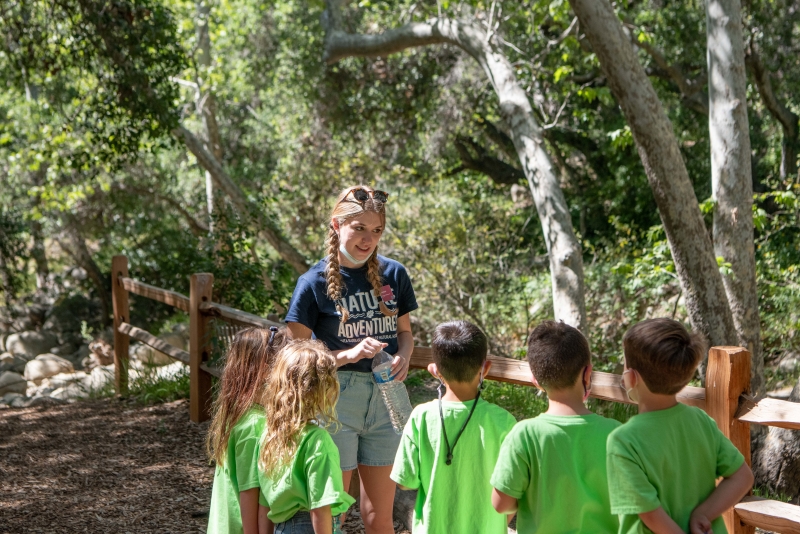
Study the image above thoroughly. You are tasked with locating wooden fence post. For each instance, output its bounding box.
[190,273,214,422]
[111,255,130,395]
[706,346,754,534]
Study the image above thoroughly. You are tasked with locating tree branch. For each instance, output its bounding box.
[634,39,709,116]
[746,40,799,179]
[115,182,209,236]
[172,126,309,274]
[452,136,525,185]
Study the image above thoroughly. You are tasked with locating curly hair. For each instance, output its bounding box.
[206,327,289,465]
[258,339,340,476]
[325,185,398,323]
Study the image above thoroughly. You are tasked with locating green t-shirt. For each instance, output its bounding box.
[606,403,745,534]
[490,413,621,533]
[207,407,265,534]
[259,424,355,524]
[390,398,517,534]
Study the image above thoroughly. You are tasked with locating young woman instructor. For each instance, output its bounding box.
[284,186,417,534]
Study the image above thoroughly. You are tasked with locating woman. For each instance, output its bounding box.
[284,185,417,534]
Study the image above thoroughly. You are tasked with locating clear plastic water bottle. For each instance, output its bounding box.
[371,351,413,434]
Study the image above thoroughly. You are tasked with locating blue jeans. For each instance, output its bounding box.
[274,511,313,534]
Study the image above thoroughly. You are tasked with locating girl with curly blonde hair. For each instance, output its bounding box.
[206,326,289,534]
[284,185,417,534]
[258,339,355,534]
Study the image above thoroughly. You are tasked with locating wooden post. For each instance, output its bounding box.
[111,255,130,395]
[706,346,754,534]
[190,273,214,422]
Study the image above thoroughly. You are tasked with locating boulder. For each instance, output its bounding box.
[66,344,90,370]
[154,361,188,381]
[88,364,115,391]
[23,354,74,385]
[0,352,27,374]
[0,371,27,396]
[5,331,58,359]
[10,395,28,407]
[780,356,800,373]
[48,371,90,391]
[134,333,186,366]
[2,392,23,405]
[25,396,64,407]
[50,384,84,400]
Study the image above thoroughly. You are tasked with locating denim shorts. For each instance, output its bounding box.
[330,370,403,471]
[274,511,313,534]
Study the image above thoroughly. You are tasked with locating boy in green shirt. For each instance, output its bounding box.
[391,320,516,534]
[608,318,754,534]
[491,320,621,533]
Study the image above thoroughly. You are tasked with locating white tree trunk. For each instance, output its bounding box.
[706,0,763,395]
[568,0,738,347]
[323,4,586,330]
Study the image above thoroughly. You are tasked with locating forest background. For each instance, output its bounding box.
[1,0,799,497]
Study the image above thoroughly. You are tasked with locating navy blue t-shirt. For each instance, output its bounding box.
[284,255,418,373]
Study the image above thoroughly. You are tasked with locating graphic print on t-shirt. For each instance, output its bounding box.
[335,287,399,344]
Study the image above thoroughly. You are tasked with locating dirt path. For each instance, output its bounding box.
[0,399,408,534]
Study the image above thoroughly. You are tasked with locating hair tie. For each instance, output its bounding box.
[268,326,278,346]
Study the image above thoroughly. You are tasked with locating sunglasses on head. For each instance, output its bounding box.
[345,188,389,204]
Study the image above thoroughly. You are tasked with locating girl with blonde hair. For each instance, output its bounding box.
[258,339,355,534]
[284,185,417,534]
[207,326,289,534]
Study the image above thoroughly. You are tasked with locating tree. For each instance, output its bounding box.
[321,0,587,331]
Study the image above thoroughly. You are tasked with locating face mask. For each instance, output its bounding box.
[339,242,367,266]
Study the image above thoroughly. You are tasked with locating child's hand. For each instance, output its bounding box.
[689,510,713,534]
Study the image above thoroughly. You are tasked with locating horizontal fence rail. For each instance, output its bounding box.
[109,254,800,533]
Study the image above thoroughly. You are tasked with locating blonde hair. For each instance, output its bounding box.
[206,327,290,465]
[326,185,398,323]
[258,339,340,476]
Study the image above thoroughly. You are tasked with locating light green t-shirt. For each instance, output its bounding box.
[607,403,745,534]
[207,407,265,534]
[390,397,517,534]
[490,413,621,533]
[258,424,355,524]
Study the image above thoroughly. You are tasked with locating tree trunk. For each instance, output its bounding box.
[706,0,763,395]
[0,250,14,307]
[568,0,738,348]
[322,2,587,331]
[172,126,309,274]
[60,215,111,328]
[752,383,800,499]
[30,219,50,292]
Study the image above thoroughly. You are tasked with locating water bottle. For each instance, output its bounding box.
[371,351,413,434]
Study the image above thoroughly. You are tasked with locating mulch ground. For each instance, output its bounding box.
[0,398,409,534]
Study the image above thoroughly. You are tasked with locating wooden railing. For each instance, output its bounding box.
[111,254,800,533]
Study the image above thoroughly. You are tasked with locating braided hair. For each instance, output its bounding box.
[325,185,399,323]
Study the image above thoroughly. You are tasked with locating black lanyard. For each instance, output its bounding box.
[437,381,482,466]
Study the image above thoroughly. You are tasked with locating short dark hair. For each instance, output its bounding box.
[432,321,488,383]
[526,321,590,391]
[623,318,706,394]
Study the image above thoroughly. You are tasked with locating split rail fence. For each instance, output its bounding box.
[111,254,800,533]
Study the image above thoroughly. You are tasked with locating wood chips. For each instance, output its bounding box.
[0,398,409,534]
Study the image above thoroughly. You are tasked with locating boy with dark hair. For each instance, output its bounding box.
[608,318,753,533]
[391,320,516,533]
[491,320,621,533]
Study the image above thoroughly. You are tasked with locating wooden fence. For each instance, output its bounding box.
[111,254,800,533]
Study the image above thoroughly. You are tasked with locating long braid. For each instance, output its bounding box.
[324,226,350,322]
[367,245,398,318]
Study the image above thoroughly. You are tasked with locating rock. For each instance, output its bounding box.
[768,386,794,400]
[154,361,188,381]
[50,384,84,400]
[65,344,90,370]
[780,356,800,373]
[48,371,90,391]
[134,333,187,366]
[88,339,114,365]
[0,352,27,374]
[89,364,115,391]
[0,371,27,396]
[24,354,75,385]
[5,331,58,359]
[10,395,28,407]
[2,392,23,404]
[50,341,80,357]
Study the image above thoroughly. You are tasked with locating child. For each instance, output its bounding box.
[258,339,354,534]
[391,320,517,534]
[207,326,289,534]
[491,320,621,533]
[607,318,754,534]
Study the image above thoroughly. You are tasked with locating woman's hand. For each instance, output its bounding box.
[391,353,411,382]
[339,337,387,366]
